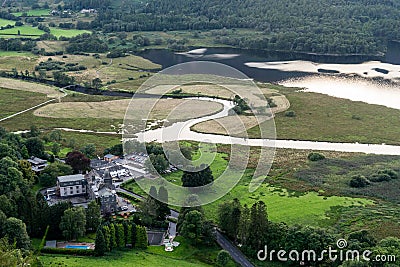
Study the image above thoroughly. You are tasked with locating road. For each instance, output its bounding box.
[116,187,144,200]
[216,230,255,267]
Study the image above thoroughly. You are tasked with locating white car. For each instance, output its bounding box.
[121,206,128,211]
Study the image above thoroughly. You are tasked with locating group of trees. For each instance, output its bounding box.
[177,196,215,246]
[216,199,400,265]
[77,0,400,55]
[182,164,214,188]
[139,186,170,227]
[95,220,148,256]
[0,38,36,52]
[350,168,398,188]
[66,33,108,54]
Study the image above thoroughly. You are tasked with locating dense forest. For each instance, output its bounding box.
[65,0,400,55]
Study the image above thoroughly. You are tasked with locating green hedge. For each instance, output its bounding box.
[41,247,96,256]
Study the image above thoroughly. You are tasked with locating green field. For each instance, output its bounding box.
[49,28,92,38]
[12,9,51,17]
[0,88,49,119]
[204,173,373,226]
[0,51,34,57]
[0,25,44,36]
[123,146,374,228]
[0,18,16,27]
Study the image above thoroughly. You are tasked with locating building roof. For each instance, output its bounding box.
[28,156,47,165]
[104,154,116,159]
[58,174,85,183]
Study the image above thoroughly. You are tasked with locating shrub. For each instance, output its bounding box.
[216,250,231,266]
[349,175,369,188]
[377,169,398,179]
[369,173,391,183]
[285,110,296,117]
[308,152,326,161]
[41,247,95,256]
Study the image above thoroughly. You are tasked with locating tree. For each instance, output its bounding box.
[65,151,90,173]
[216,250,231,266]
[81,144,96,158]
[218,198,241,241]
[110,223,117,249]
[0,237,36,266]
[135,225,148,249]
[95,228,107,256]
[20,146,29,159]
[39,162,73,187]
[3,217,31,250]
[130,221,137,247]
[104,144,123,157]
[92,78,103,89]
[144,154,169,174]
[18,160,35,184]
[28,125,40,138]
[25,137,44,158]
[180,210,203,244]
[59,207,86,241]
[86,201,101,232]
[102,225,111,251]
[247,201,269,251]
[182,164,214,187]
[47,201,72,239]
[116,223,125,248]
[51,142,61,156]
[157,186,170,220]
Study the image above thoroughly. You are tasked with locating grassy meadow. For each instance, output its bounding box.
[0,25,44,36]
[0,88,48,119]
[12,9,51,17]
[49,27,91,38]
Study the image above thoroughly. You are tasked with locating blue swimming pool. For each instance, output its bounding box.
[65,245,90,249]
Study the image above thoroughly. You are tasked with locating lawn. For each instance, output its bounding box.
[0,88,49,119]
[40,251,211,267]
[0,25,44,36]
[40,236,236,267]
[13,9,51,17]
[49,28,91,38]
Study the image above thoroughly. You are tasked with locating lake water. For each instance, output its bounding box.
[140,48,400,110]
